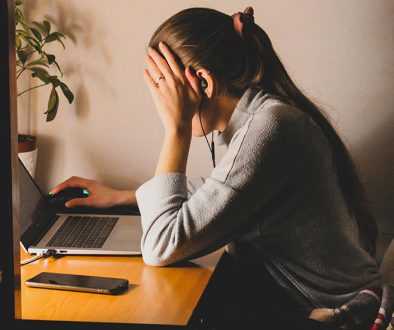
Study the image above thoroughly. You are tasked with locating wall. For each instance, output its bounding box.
[18,0,394,234]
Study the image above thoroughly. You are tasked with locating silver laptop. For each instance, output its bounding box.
[19,158,142,256]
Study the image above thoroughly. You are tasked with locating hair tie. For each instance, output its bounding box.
[232,6,254,38]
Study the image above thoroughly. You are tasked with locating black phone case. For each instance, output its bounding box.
[25,272,129,295]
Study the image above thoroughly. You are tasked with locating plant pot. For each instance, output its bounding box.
[18,134,38,178]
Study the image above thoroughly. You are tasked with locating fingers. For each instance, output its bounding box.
[65,197,91,208]
[144,42,188,90]
[50,176,89,195]
[158,42,184,78]
[147,46,172,80]
[143,68,158,92]
[147,42,184,81]
[145,54,163,83]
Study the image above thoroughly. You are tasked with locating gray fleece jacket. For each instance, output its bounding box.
[135,86,381,309]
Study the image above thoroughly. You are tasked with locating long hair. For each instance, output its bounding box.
[149,8,378,256]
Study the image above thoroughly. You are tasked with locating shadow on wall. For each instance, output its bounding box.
[72,129,142,191]
[25,0,115,122]
[24,0,121,190]
[352,109,394,236]
[48,0,116,120]
[34,134,65,190]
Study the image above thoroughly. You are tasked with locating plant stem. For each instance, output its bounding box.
[17,67,26,79]
[24,50,36,61]
[17,83,49,97]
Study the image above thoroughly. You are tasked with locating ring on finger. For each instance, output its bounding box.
[156,75,165,86]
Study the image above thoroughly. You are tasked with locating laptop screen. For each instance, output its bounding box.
[19,159,56,249]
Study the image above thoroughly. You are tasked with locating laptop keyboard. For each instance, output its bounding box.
[46,215,119,248]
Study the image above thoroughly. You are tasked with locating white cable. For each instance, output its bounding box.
[20,252,45,266]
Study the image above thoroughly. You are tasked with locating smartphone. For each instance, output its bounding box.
[25,272,129,295]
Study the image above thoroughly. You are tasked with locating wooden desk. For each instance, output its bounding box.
[20,248,223,326]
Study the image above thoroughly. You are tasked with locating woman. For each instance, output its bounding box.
[51,7,384,329]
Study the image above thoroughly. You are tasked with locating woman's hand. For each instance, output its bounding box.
[143,41,202,134]
[50,176,136,208]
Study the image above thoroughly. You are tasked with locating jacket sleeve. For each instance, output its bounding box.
[136,173,257,266]
[135,108,294,266]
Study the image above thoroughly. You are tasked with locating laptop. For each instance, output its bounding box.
[19,158,143,256]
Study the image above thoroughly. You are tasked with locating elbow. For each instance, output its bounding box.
[141,235,185,267]
[141,248,182,267]
[139,210,190,266]
[141,252,173,267]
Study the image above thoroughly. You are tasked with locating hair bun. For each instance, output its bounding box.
[241,7,254,24]
[232,6,255,37]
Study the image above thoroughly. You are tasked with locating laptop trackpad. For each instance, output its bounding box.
[102,215,142,252]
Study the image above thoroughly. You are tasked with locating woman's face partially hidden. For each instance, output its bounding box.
[190,93,240,137]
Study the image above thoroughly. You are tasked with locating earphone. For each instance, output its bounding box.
[200,78,208,91]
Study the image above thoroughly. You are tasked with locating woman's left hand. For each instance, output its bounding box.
[143,41,202,134]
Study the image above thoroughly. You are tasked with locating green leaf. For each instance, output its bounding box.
[16,36,22,50]
[27,59,49,68]
[30,67,49,75]
[31,72,49,84]
[46,54,55,64]
[45,32,65,48]
[31,67,50,83]
[25,37,42,54]
[17,49,27,64]
[43,20,51,34]
[24,35,39,42]
[16,29,28,36]
[47,75,61,87]
[15,0,23,6]
[44,34,57,42]
[45,86,59,122]
[30,27,42,41]
[15,7,24,21]
[15,7,24,19]
[59,82,74,104]
[32,21,46,34]
[32,20,51,35]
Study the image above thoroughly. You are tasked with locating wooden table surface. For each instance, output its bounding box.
[20,248,224,326]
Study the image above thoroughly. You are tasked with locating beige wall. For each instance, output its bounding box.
[19,0,394,233]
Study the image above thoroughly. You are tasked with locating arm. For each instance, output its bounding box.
[136,110,291,266]
[136,173,258,266]
[143,41,201,177]
[155,128,192,176]
[50,176,137,208]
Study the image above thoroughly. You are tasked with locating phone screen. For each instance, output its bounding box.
[26,272,129,294]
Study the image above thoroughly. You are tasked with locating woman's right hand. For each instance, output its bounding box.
[50,176,137,209]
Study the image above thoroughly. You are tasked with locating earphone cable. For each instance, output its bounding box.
[198,104,216,168]
[211,131,216,168]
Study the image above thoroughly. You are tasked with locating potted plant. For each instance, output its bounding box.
[15,0,74,176]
